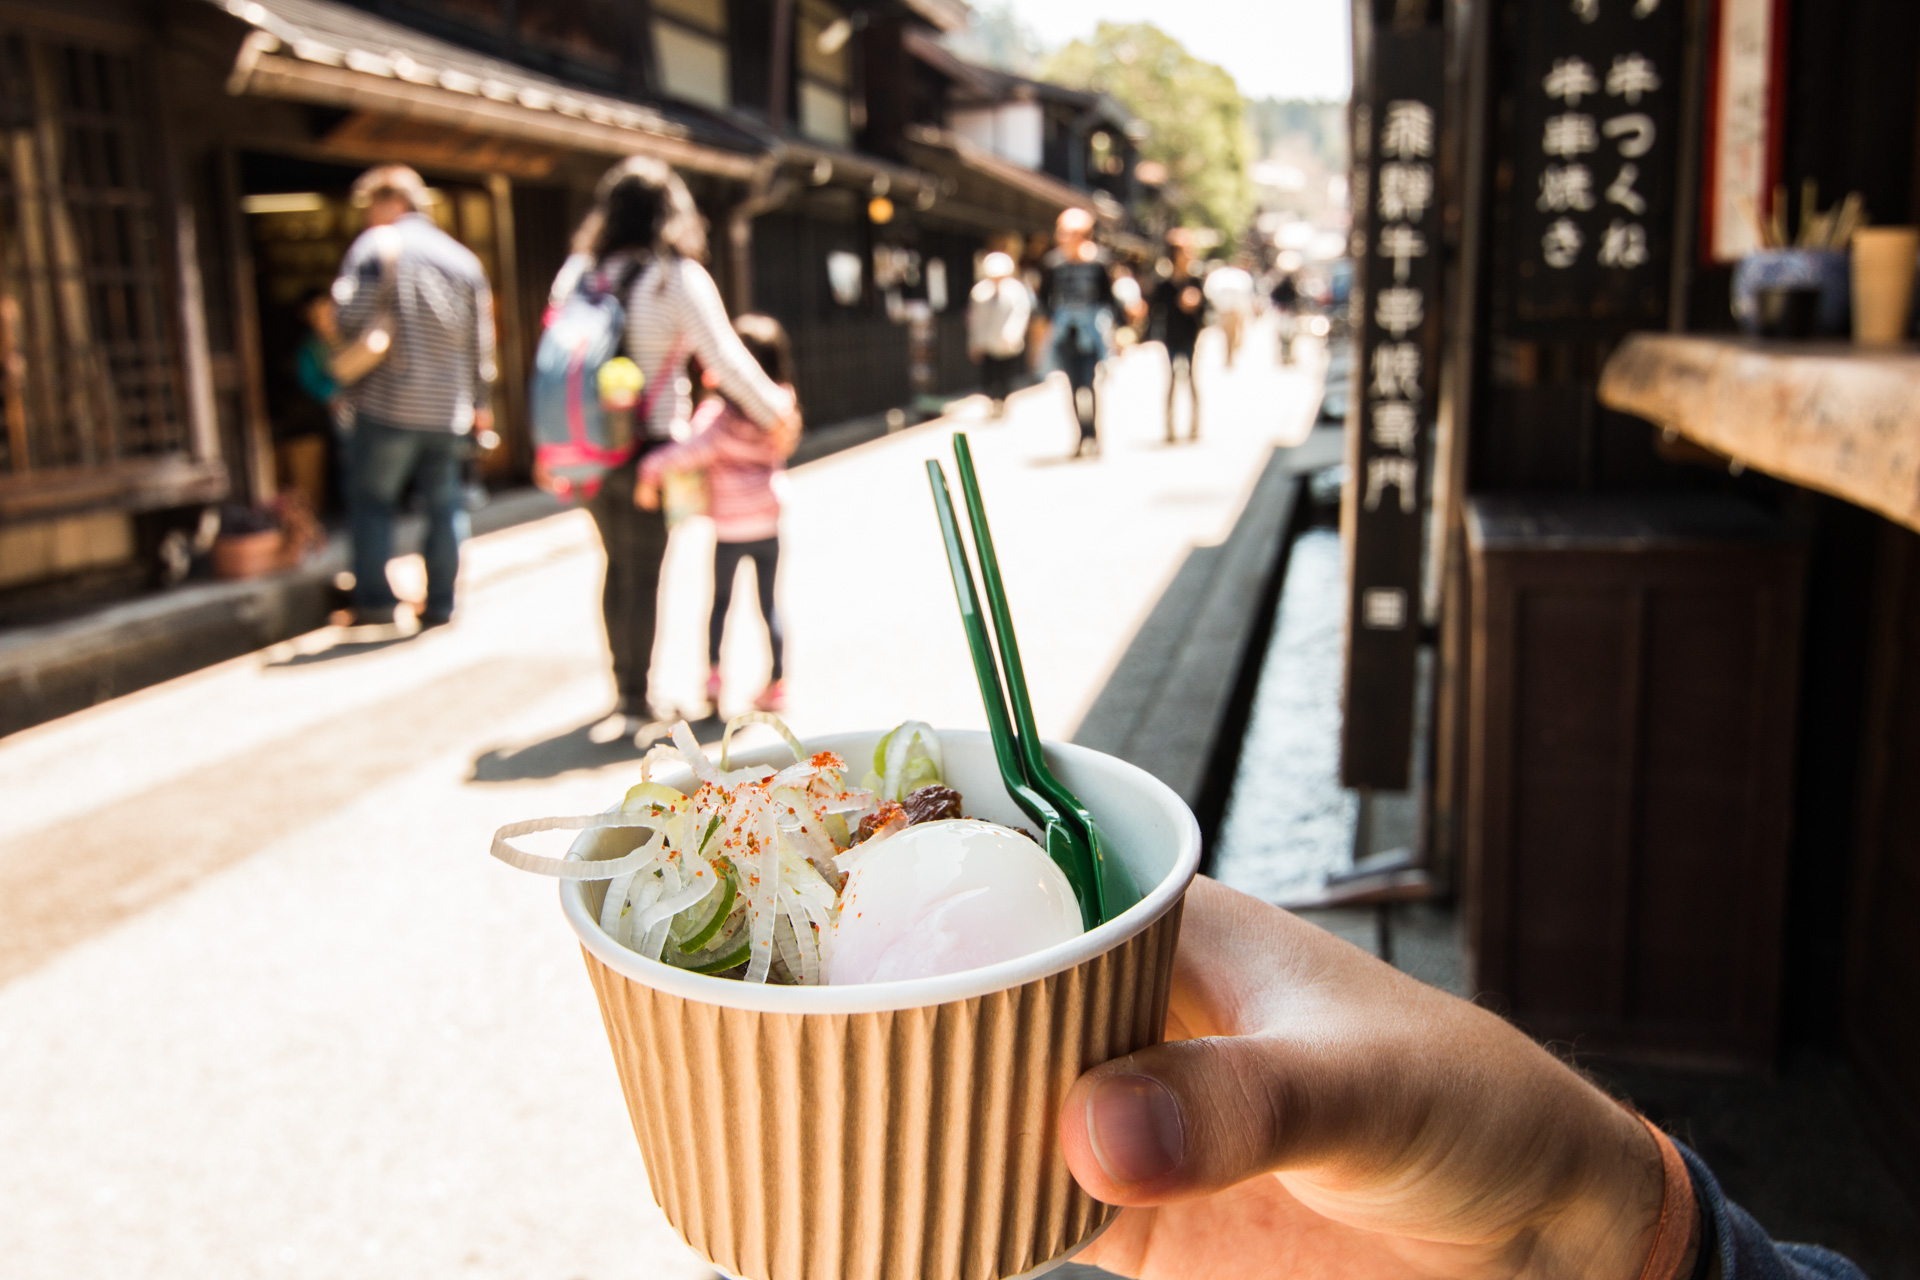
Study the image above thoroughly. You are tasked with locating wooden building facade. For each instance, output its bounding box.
[1348,0,1920,1165]
[0,0,1136,593]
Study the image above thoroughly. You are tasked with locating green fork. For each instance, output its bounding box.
[926,435,1140,928]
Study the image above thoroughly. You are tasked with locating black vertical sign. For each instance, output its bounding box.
[1341,19,1443,791]
[1510,0,1683,328]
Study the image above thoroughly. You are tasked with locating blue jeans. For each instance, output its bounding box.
[350,418,470,618]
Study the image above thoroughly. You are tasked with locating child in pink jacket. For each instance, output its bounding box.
[637,314,794,713]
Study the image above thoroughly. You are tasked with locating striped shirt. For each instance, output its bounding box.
[597,252,794,441]
[639,396,785,542]
[333,214,496,432]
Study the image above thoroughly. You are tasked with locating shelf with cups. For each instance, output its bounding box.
[1598,334,1920,534]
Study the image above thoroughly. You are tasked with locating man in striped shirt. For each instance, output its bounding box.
[333,165,496,628]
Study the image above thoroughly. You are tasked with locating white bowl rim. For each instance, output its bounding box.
[558,728,1202,1014]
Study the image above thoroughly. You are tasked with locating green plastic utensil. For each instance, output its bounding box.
[950,434,1139,921]
[926,459,1101,928]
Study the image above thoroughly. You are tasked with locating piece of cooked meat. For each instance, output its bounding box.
[902,785,964,825]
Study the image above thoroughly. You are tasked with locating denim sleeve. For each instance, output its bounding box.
[1679,1145,1866,1280]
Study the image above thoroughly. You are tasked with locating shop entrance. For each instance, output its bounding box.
[237,152,515,517]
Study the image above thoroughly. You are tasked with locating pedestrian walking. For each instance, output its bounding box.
[967,251,1033,418]
[1039,207,1118,458]
[332,165,495,628]
[636,314,794,714]
[1270,270,1301,365]
[1204,261,1255,369]
[538,157,798,729]
[1147,236,1206,442]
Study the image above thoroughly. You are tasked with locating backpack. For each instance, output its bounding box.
[531,261,677,501]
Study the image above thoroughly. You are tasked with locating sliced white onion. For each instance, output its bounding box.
[718,711,807,771]
[671,721,721,786]
[490,815,667,879]
[599,870,638,935]
[881,721,941,800]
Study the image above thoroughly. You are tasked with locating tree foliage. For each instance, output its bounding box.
[1044,22,1254,242]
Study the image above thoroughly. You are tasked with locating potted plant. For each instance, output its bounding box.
[209,495,324,580]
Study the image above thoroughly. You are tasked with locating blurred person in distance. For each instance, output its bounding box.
[540,158,799,732]
[1146,232,1206,443]
[967,250,1035,419]
[332,165,495,629]
[1062,877,1866,1280]
[1037,207,1121,459]
[1269,269,1301,366]
[1203,259,1256,369]
[293,288,353,507]
[635,314,795,716]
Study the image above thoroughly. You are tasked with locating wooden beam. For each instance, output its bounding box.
[0,455,227,522]
[237,52,761,179]
[1599,334,1920,535]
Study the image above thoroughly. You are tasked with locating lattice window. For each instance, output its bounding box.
[0,28,183,479]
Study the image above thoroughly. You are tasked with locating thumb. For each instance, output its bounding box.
[1059,1034,1361,1206]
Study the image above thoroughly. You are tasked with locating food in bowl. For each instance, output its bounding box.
[491,715,1083,986]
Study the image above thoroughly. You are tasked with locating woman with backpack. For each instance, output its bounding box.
[537,157,800,730]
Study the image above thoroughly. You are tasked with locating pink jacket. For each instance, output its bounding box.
[639,395,785,542]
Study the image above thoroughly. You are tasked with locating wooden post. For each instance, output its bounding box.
[768,0,794,133]
[217,147,276,503]
[487,173,529,479]
[147,57,221,470]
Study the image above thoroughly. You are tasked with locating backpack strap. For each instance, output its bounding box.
[633,337,687,438]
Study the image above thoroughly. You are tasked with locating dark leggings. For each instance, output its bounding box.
[711,537,784,681]
[587,453,669,712]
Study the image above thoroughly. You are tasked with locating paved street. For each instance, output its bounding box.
[0,324,1322,1280]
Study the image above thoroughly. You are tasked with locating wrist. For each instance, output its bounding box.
[1524,1094,1667,1280]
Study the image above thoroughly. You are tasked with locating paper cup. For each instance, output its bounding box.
[559,729,1201,1280]
[1851,226,1920,344]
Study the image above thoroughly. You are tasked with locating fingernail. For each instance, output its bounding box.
[1086,1073,1184,1186]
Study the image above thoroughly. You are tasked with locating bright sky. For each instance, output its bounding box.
[1000,0,1351,102]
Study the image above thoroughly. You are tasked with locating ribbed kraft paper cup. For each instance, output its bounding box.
[559,730,1202,1280]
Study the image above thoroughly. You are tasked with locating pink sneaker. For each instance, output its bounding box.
[705,670,722,708]
[753,679,786,713]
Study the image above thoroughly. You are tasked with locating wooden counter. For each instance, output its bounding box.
[1598,335,1920,534]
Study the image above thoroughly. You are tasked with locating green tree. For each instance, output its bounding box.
[1044,22,1254,243]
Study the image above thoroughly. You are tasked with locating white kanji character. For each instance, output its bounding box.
[1598,218,1649,268]
[1371,400,1419,454]
[1378,224,1428,282]
[1380,101,1434,160]
[1606,163,1646,215]
[1365,456,1419,513]
[1542,57,1600,105]
[1377,162,1434,221]
[1542,217,1583,268]
[1375,286,1425,337]
[1362,587,1407,630]
[1633,0,1660,14]
[1607,54,1661,104]
[1543,113,1599,157]
[1603,113,1656,157]
[1537,164,1597,212]
[1371,342,1422,399]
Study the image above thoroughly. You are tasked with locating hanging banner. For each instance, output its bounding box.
[1704,0,1788,262]
[1340,19,1444,791]
[1509,0,1684,329]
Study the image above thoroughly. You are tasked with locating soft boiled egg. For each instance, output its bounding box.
[827,818,1083,985]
